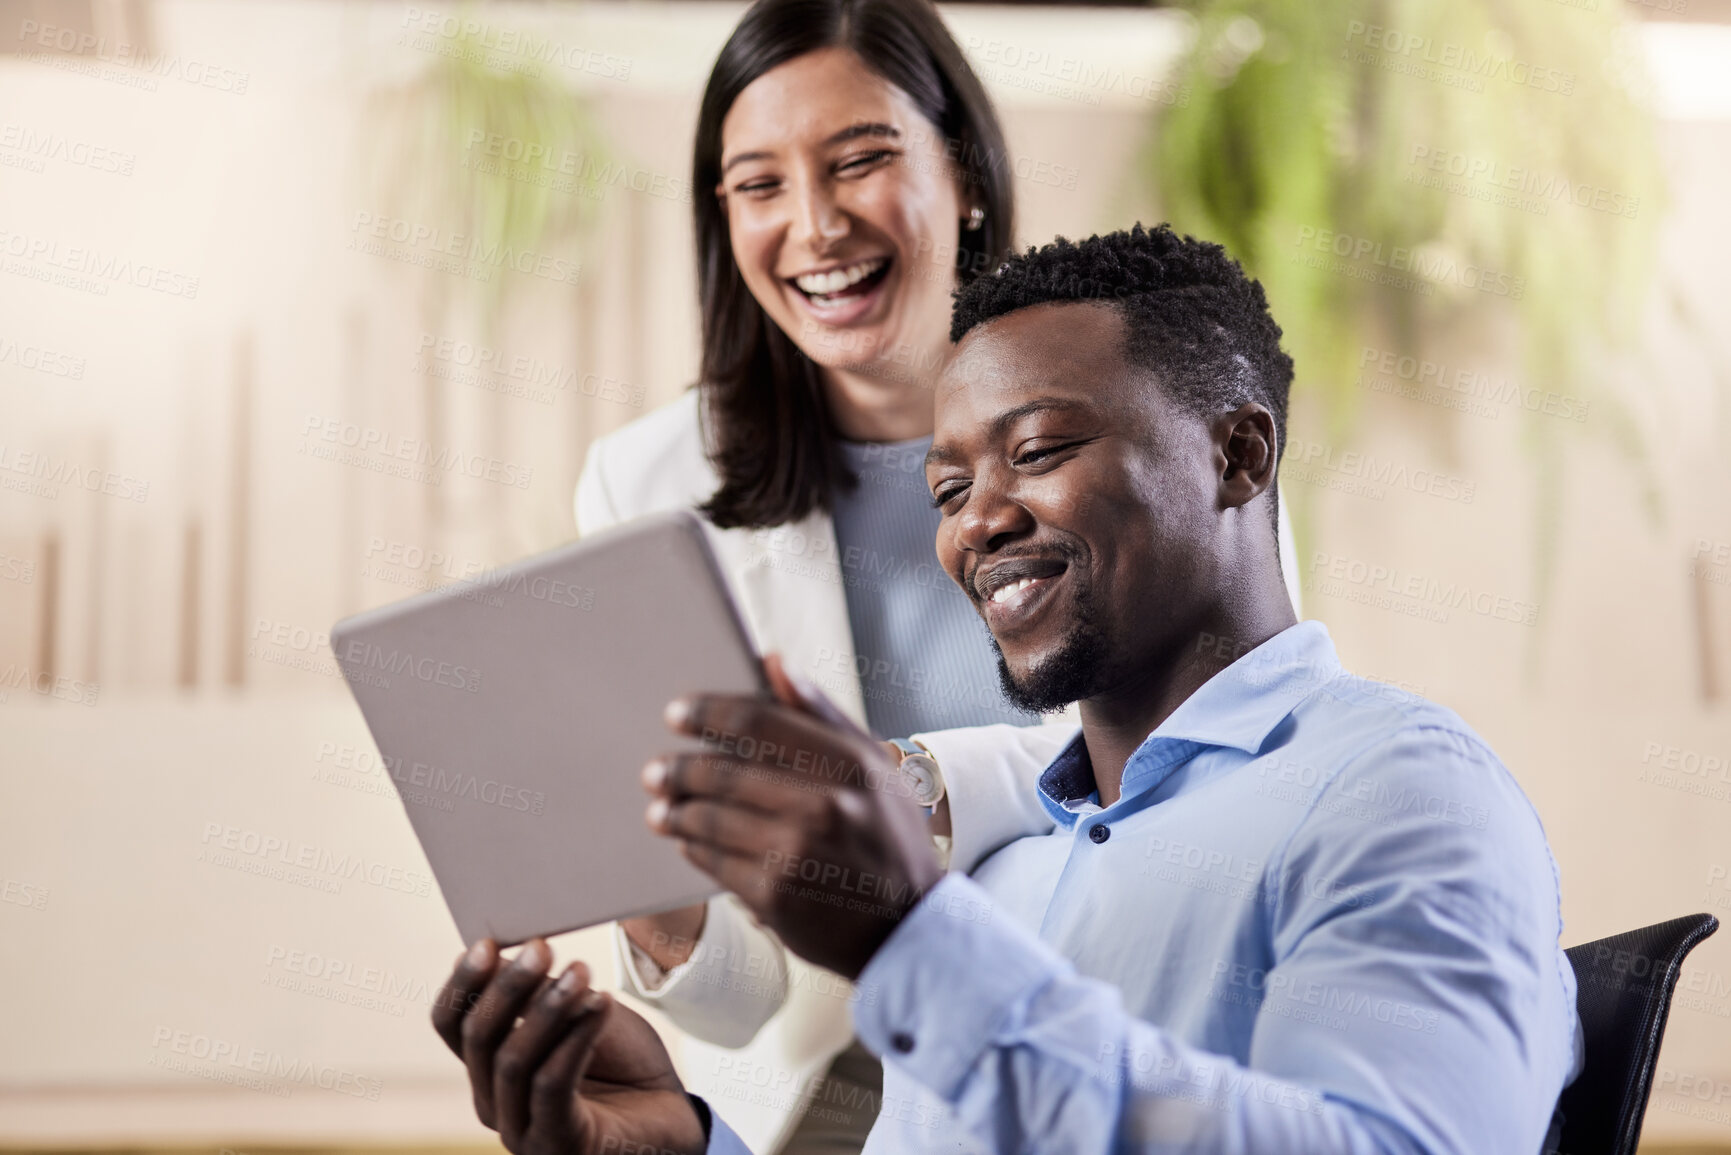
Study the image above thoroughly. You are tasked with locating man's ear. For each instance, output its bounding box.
[1214,403,1278,510]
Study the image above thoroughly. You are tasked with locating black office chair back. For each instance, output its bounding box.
[1554,912,1719,1155]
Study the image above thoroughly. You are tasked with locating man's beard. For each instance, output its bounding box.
[989,584,1114,714]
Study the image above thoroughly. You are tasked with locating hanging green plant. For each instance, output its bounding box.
[352,8,612,552]
[1151,0,1671,601]
[363,7,609,320]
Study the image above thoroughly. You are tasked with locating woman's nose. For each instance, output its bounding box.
[790,179,849,250]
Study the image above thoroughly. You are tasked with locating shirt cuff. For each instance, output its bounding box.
[611,897,742,1003]
[611,917,697,1000]
[627,937,671,989]
[851,873,1063,1102]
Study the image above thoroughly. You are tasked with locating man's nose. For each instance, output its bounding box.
[954,470,1035,557]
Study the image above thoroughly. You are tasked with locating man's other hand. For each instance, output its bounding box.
[431,937,706,1155]
[644,654,945,980]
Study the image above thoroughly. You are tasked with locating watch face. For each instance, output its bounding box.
[900,753,945,808]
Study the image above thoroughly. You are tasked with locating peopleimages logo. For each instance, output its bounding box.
[1293,226,1525,299]
[0,332,86,378]
[1357,345,1589,423]
[313,740,546,815]
[348,211,580,286]
[1307,552,1539,627]
[148,1027,383,1099]
[0,444,149,502]
[0,123,135,175]
[1284,438,1477,504]
[1344,21,1575,96]
[0,664,99,706]
[398,8,633,81]
[15,20,251,93]
[335,638,482,693]
[262,944,440,1017]
[961,35,1189,108]
[1407,145,1639,219]
[0,227,200,299]
[299,415,535,490]
[198,821,434,897]
[1208,959,1442,1034]
[463,131,690,204]
[415,334,643,407]
[1,877,49,911]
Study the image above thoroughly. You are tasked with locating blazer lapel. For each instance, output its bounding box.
[708,509,869,731]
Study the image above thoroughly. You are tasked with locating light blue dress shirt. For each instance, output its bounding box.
[704,621,1580,1153]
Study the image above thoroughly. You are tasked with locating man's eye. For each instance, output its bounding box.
[930,483,967,510]
[1016,444,1066,466]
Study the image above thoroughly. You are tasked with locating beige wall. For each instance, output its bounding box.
[1,0,1728,1144]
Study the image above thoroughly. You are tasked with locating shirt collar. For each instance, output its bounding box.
[1037,621,1340,822]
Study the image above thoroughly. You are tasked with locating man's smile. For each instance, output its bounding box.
[972,555,1070,634]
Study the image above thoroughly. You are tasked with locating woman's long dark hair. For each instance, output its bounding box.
[693,0,1015,530]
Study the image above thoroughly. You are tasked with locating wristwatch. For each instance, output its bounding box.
[890,738,951,870]
[889,738,946,812]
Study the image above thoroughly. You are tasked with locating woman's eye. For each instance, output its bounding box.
[838,150,894,175]
[733,177,779,196]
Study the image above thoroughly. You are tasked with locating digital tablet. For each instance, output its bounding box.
[331,510,763,947]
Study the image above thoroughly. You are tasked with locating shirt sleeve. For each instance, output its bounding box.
[851,726,1577,1155]
[610,894,791,1049]
[696,1099,759,1155]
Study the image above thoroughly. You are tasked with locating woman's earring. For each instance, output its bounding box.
[965,206,986,232]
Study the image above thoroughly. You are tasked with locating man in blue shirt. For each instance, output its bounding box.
[431,225,1580,1154]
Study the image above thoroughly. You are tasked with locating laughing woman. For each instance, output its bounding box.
[569,1,1297,1152]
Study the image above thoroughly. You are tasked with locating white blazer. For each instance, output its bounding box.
[575,388,1303,1153]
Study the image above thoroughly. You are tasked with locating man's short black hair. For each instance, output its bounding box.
[950,224,1294,487]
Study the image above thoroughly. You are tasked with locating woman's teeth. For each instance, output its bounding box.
[991,577,1039,605]
[794,258,887,297]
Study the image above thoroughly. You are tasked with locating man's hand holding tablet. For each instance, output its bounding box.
[428,653,942,1152]
[644,654,945,981]
[431,654,948,1149]
[431,938,707,1155]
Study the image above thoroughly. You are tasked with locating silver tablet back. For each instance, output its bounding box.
[331,510,761,946]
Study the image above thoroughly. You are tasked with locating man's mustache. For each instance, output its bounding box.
[964,540,1085,603]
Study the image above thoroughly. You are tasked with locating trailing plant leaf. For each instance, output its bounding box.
[1152,0,1671,633]
[363,8,607,321]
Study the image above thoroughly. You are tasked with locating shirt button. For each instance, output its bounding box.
[1089,824,1110,844]
[891,1032,915,1054]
